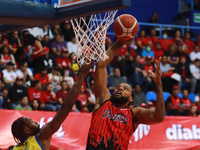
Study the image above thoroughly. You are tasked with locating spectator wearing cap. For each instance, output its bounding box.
[14,96,32,111]
[189,58,200,93]
[28,80,44,109]
[189,45,200,64]
[48,67,62,92]
[175,56,191,91]
[132,83,147,107]
[152,41,164,61]
[34,67,50,90]
[141,44,155,62]
[42,46,57,73]
[1,46,16,69]
[51,34,67,57]
[166,85,181,116]
[61,20,75,42]
[56,48,74,77]
[2,61,17,89]
[42,83,61,111]
[5,76,29,109]
[16,61,35,88]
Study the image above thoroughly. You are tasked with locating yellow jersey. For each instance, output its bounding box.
[13,135,44,150]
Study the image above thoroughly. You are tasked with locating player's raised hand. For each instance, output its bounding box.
[148,57,162,85]
[78,61,95,78]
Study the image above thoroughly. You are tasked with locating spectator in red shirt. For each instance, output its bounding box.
[0,34,9,49]
[166,85,181,116]
[28,80,44,108]
[56,48,73,76]
[160,31,173,52]
[180,89,192,116]
[183,31,195,55]
[144,56,154,72]
[145,28,160,50]
[56,80,68,105]
[136,29,148,50]
[34,67,50,90]
[76,84,89,112]
[152,41,164,61]
[42,83,61,111]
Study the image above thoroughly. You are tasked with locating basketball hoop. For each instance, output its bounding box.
[70,10,118,65]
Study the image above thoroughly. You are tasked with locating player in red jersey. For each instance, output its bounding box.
[86,39,165,150]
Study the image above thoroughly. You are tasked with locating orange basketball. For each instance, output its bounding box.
[113,14,139,41]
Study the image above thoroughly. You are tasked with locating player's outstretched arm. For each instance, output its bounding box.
[133,57,165,127]
[94,40,125,110]
[37,62,94,140]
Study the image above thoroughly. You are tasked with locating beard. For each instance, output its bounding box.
[110,94,129,104]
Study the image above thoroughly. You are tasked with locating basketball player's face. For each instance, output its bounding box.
[111,83,132,104]
[22,117,41,135]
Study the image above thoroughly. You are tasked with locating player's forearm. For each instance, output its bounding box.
[154,83,165,122]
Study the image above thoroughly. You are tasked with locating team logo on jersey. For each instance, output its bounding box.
[102,109,129,124]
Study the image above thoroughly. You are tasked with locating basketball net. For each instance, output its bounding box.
[70,10,118,65]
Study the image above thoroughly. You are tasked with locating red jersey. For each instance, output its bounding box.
[2,54,13,64]
[56,90,68,101]
[144,64,154,72]
[136,37,148,47]
[34,73,50,86]
[56,57,71,68]
[0,38,9,47]
[169,95,181,109]
[28,87,44,103]
[181,98,192,109]
[86,100,135,150]
[42,90,57,103]
[160,38,173,52]
[152,49,164,60]
[183,40,195,54]
[145,36,160,49]
[32,45,44,59]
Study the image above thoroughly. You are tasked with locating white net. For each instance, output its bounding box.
[70,10,118,65]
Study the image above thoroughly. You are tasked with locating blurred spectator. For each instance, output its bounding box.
[80,105,89,113]
[167,44,179,67]
[2,62,17,89]
[16,61,35,88]
[139,103,147,108]
[56,80,68,105]
[146,28,160,50]
[129,55,151,93]
[144,56,154,72]
[48,67,62,92]
[152,42,164,60]
[61,20,75,42]
[1,46,17,68]
[38,25,54,40]
[56,48,73,76]
[172,30,185,48]
[76,84,89,111]
[31,99,41,111]
[69,52,79,75]
[196,33,200,48]
[8,31,22,54]
[175,56,191,91]
[41,35,51,48]
[189,105,198,117]
[176,44,190,62]
[28,80,44,108]
[25,27,41,38]
[14,96,32,111]
[189,44,200,63]
[160,31,173,52]
[51,34,67,57]
[147,101,155,110]
[180,89,192,116]
[67,36,77,55]
[51,24,61,37]
[128,39,138,59]
[87,80,96,112]
[189,58,200,93]
[42,83,61,111]
[132,83,147,107]
[183,31,195,54]
[34,67,50,90]
[63,74,74,89]
[166,85,181,116]
[141,44,155,61]
[149,12,159,24]
[136,29,148,51]
[6,76,29,109]
[42,46,57,73]
[109,67,127,88]
[0,80,5,109]
[71,104,80,112]
[24,34,45,74]
[0,34,9,49]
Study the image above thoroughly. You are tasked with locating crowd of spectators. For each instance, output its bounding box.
[0,20,200,117]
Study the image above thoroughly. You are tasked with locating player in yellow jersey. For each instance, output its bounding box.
[11,62,94,150]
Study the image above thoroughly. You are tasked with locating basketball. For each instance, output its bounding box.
[113,14,139,41]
